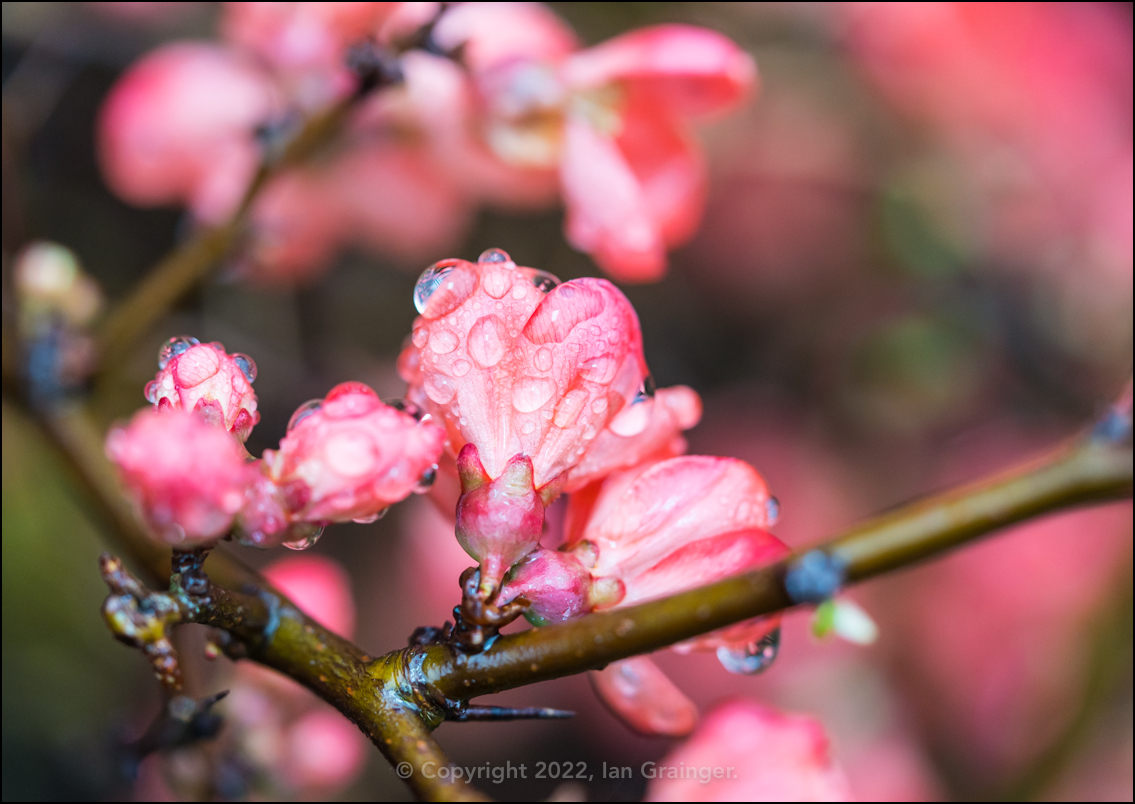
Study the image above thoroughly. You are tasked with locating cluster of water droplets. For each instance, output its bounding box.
[283,524,325,551]
[716,627,781,675]
[413,250,561,316]
[157,335,199,370]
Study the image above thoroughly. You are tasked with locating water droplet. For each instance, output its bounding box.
[634,374,657,403]
[411,325,429,348]
[232,353,257,383]
[534,347,553,372]
[383,398,426,421]
[451,359,471,377]
[512,377,557,413]
[283,525,325,551]
[414,263,455,314]
[414,463,439,493]
[716,628,780,675]
[553,388,588,428]
[580,354,617,384]
[466,315,507,368]
[424,373,457,404]
[429,329,459,354]
[529,270,561,293]
[478,248,511,264]
[591,397,608,414]
[157,336,200,369]
[521,421,536,434]
[287,399,323,431]
[352,509,387,524]
[144,380,159,404]
[765,496,780,527]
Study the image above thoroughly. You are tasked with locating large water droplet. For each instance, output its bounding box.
[478,248,511,264]
[414,262,455,314]
[529,270,560,293]
[144,380,160,405]
[287,399,323,431]
[414,463,438,493]
[352,509,387,524]
[158,336,199,370]
[429,329,459,354]
[232,353,257,383]
[467,315,507,367]
[512,377,557,413]
[716,628,780,675]
[765,496,780,527]
[283,525,324,551]
[634,374,657,403]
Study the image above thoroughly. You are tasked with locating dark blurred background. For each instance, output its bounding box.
[3,2,1132,800]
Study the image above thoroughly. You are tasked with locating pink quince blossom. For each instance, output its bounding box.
[145,338,260,441]
[435,8,757,281]
[646,699,851,802]
[400,250,648,491]
[262,381,445,524]
[106,408,252,546]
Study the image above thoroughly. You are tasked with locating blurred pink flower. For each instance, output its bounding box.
[145,338,260,441]
[589,655,698,737]
[400,250,648,491]
[436,7,757,281]
[281,708,367,792]
[646,699,851,801]
[106,408,251,546]
[263,381,445,524]
[263,554,356,638]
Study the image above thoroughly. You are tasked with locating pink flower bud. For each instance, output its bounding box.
[498,544,623,624]
[106,408,252,546]
[401,250,648,491]
[264,382,445,524]
[263,554,356,638]
[146,338,260,440]
[589,656,698,737]
[455,444,546,594]
[646,700,851,801]
[97,42,277,223]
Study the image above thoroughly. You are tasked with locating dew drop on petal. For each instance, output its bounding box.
[591,397,608,414]
[521,420,536,434]
[283,525,324,551]
[534,347,553,372]
[512,377,557,413]
[635,374,657,403]
[352,509,387,524]
[414,262,454,314]
[580,354,617,384]
[424,374,457,404]
[451,359,471,377]
[383,398,426,421]
[411,325,429,348]
[429,329,459,354]
[144,380,159,404]
[478,248,511,264]
[467,315,507,367]
[765,496,780,527]
[158,335,200,369]
[232,353,257,383]
[529,270,561,293]
[553,388,588,428]
[287,399,323,431]
[414,463,439,493]
[716,628,780,675]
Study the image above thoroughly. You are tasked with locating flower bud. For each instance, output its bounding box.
[454,444,546,595]
[106,408,252,546]
[498,544,624,624]
[264,382,445,524]
[147,339,260,440]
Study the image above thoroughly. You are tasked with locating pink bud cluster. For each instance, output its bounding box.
[403,251,790,735]
[97,3,754,282]
[107,339,444,548]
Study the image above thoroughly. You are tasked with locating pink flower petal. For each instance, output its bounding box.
[590,656,698,737]
[262,554,356,638]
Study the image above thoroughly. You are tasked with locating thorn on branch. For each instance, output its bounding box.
[99,552,184,691]
[119,691,229,780]
[450,705,575,722]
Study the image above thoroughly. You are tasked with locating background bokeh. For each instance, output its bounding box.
[3,2,1131,800]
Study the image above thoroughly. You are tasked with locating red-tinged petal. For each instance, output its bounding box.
[569,456,776,580]
[266,383,445,523]
[263,554,356,638]
[406,252,648,489]
[565,384,702,492]
[623,528,789,607]
[589,656,698,737]
[97,42,276,221]
[646,700,851,801]
[560,119,667,282]
[106,408,253,546]
[562,24,756,118]
[431,2,578,72]
[148,341,260,440]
